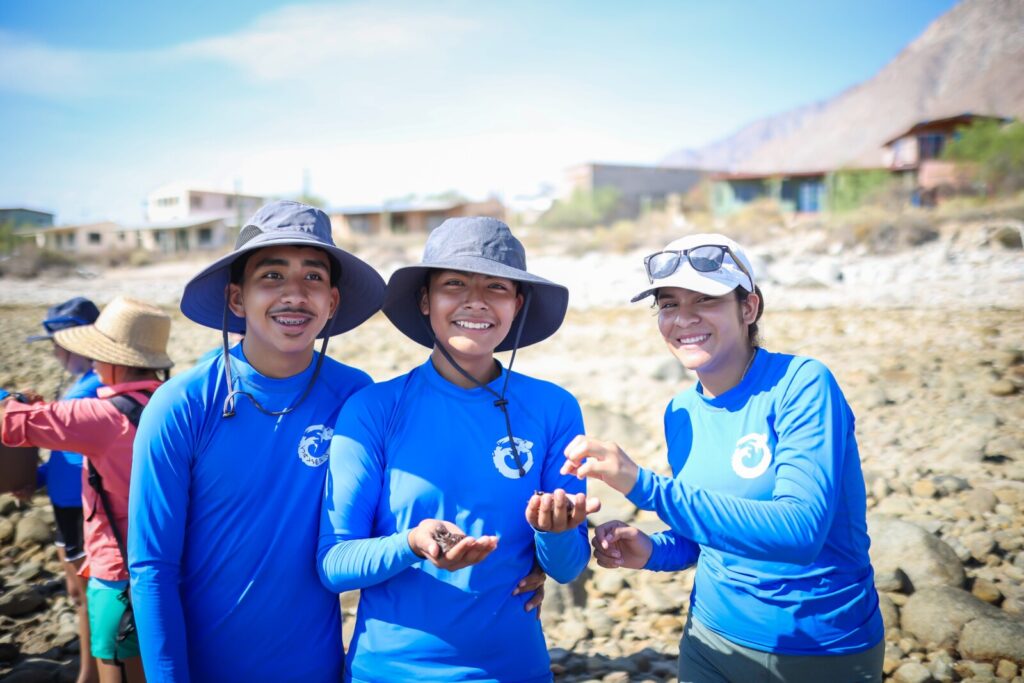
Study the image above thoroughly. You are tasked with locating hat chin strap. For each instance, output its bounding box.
[220,295,332,418]
[425,289,534,478]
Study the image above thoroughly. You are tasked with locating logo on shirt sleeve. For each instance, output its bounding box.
[298,424,333,467]
[492,436,535,479]
[731,433,772,479]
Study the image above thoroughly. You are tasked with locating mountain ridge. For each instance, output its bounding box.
[662,0,1024,174]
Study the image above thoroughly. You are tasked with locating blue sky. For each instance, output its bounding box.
[0,0,958,223]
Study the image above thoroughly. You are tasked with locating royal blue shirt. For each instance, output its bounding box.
[129,346,371,683]
[38,369,102,507]
[628,349,883,655]
[318,359,590,682]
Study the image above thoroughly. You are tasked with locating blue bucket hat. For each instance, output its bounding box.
[180,200,385,337]
[27,297,101,343]
[382,217,568,352]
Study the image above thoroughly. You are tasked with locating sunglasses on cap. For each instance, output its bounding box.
[643,244,755,290]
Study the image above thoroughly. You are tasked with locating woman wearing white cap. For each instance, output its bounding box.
[562,234,884,682]
[1,296,173,683]
[318,217,598,682]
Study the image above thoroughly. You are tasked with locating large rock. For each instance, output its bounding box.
[868,515,965,590]
[14,515,52,546]
[0,585,46,617]
[877,593,899,631]
[957,617,1024,663]
[900,586,1004,647]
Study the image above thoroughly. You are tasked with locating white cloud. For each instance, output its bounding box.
[175,3,478,81]
[0,3,477,98]
[0,30,98,97]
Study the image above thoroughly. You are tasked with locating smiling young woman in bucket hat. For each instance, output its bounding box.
[318,216,599,682]
[561,233,884,683]
[2,296,173,683]
[128,200,385,683]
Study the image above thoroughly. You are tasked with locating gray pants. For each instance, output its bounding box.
[678,616,884,683]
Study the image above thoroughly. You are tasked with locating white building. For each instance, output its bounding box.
[145,182,264,226]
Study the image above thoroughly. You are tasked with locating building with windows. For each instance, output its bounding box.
[882,113,1009,205]
[24,221,128,254]
[330,197,504,239]
[710,113,1012,215]
[145,183,264,225]
[0,208,54,230]
[136,183,266,252]
[562,163,706,220]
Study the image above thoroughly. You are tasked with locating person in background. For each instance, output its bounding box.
[562,233,884,683]
[22,297,104,683]
[2,296,174,683]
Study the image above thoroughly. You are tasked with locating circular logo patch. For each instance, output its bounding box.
[731,433,772,479]
[492,436,535,479]
[297,424,333,467]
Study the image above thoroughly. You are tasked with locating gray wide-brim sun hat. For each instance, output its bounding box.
[180,200,385,337]
[383,216,568,352]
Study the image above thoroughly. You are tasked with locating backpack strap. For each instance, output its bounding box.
[85,390,154,558]
[107,389,153,428]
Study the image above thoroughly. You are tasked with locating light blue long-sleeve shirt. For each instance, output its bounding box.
[319,359,590,682]
[629,349,883,655]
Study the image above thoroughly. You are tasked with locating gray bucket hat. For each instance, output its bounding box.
[382,217,568,352]
[180,200,385,337]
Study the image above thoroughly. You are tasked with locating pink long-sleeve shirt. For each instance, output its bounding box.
[2,380,162,580]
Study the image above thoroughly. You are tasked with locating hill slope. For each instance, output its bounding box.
[663,0,1024,173]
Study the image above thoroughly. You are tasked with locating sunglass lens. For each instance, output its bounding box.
[688,245,726,272]
[647,252,682,280]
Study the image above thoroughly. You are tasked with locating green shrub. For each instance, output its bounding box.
[944,119,1024,195]
[539,188,622,229]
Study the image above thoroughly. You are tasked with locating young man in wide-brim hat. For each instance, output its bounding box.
[2,295,173,683]
[317,216,597,681]
[128,200,385,683]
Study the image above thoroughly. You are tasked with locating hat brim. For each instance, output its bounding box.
[53,324,174,370]
[180,232,385,337]
[630,263,750,303]
[382,256,568,352]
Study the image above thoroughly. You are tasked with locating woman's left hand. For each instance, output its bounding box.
[512,562,547,619]
[561,435,640,495]
[526,489,601,533]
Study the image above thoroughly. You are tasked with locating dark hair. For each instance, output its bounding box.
[736,285,764,347]
[229,248,340,286]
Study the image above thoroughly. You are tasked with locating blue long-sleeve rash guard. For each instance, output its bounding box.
[129,345,371,683]
[318,359,590,682]
[628,350,883,655]
[37,369,102,507]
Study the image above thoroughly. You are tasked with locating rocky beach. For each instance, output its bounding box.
[0,218,1022,682]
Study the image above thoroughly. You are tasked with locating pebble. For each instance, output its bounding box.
[988,379,1018,396]
[970,578,1002,604]
[893,661,932,683]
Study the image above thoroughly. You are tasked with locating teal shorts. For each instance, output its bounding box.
[86,579,140,661]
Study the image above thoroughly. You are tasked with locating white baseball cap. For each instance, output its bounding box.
[631,233,755,303]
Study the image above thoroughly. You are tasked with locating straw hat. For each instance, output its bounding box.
[53,296,174,370]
